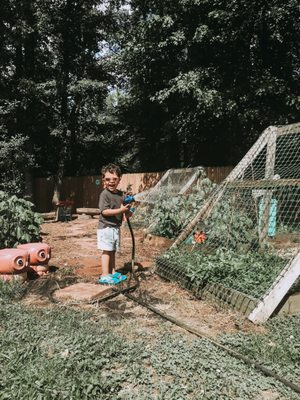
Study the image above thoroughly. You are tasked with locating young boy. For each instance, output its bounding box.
[97,164,131,284]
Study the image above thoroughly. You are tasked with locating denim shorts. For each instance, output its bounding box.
[97,227,120,251]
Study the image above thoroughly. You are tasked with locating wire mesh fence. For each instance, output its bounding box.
[131,167,217,237]
[155,123,300,319]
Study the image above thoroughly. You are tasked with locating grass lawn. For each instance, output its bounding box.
[1,282,300,400]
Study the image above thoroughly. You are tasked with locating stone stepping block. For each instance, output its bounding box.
[53,282,112,303]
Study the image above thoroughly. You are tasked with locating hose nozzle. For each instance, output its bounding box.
[123,195,135,205]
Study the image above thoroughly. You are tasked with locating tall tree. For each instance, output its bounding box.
[0,0,118,200]
[33,0,111,203]
[0,0,42,196]
[116,0,300,169]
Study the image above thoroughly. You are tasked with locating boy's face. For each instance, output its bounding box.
[103,171,120,192]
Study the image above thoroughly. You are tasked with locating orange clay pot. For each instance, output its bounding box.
[0,249,29,274]
[17,243,51,265]
[0,271,28,283]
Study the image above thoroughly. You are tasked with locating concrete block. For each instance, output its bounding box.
[53,282,112,302]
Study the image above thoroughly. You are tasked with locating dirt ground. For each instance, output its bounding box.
[25,216,264,338]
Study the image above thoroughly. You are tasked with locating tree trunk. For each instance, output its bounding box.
[52,0,71,208]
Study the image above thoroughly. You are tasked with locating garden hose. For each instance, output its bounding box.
[126,217,139,288]
[122,194,139,287]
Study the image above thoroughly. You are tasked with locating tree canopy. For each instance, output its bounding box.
[0,0,299,197]
[115,0,300,168]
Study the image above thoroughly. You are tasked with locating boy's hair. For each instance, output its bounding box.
[101,163,122,178]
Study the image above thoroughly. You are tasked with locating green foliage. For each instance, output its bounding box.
[155,178,290,299]
[0,191,43,248]
[115,0,300,168]
[221,315,300,386]
[0,0,121,183]
[0,134,35,197]
[0,280,25,301]
[0,302,298,399]
[149,177,215,238]
[1,0,299,177]
[161,247,286,298]
[205,196,258,251]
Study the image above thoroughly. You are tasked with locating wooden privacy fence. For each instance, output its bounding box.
[33,166,234,213]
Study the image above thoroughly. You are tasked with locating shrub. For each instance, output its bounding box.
[0,191,43,248]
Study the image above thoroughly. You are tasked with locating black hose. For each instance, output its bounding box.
[95,214,300,395]
[126,217,139,286]
[127,218,135,268]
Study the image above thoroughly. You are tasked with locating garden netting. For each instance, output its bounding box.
[155,123,300,316]
[131,166,215,238]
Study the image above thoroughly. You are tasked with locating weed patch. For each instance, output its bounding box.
[221,315,300,386]
[0,302,299,399]
[0,280,26,301]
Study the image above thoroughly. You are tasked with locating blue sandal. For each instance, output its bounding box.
[98,275,120,285]
[112,272,127,281]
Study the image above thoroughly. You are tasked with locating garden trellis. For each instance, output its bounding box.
[156,123,300,323]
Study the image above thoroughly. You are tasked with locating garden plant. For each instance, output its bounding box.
[0,191,43,249]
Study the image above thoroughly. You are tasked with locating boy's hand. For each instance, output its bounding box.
[125,209,133,218]
[120,204,131,213]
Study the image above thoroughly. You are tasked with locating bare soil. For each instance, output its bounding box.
[25,217,264,338]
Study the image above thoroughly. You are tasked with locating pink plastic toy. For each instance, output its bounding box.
[17,243,51,276]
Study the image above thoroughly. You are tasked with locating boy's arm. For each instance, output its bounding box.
[102,204,130,217]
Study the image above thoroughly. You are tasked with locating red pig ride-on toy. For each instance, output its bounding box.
[0,248,29,282]
[17,243,51,276]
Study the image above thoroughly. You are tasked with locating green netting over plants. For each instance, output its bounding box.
[132,167,216,238]
[156,123,300,317]
[157,247,288,299]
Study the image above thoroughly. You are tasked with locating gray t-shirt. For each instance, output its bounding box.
[98,188,124,229]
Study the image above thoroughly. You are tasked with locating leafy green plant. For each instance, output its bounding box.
[204,195,258,251]
[221,315,300,386]
[0,191,43,248]
[150,177,215,238]
[159,247,286,298]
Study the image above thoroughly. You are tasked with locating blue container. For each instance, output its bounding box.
[258,198,277,237]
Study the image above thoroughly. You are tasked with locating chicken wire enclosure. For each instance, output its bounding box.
[136,167,205,203]
[131,167,209,232]
[156,123,300,323]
